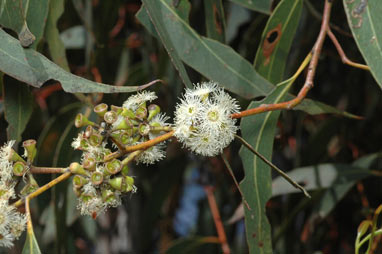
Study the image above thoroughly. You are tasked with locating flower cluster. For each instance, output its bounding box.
[72,91,170,217]
[0,141,27,248]
[174,81,240,156]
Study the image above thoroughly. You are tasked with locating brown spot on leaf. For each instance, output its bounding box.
[213,4,223,35]
[262,23,282,66]
[252,233,256,238]
[258,241,264,247]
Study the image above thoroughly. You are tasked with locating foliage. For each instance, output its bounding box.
[0,0,382,253]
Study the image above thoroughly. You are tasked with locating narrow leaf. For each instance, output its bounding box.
[136,3,193,88]
[22,229,42,254]
[229,0,271,14]
[204,0,226,42]
[0,29,155,93]
[3,80,33,142]
[343,0,382,89]
[45,0,70,70]
[254,0,303,84]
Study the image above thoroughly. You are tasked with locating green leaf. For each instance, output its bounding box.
[166,237,219,254]
[136,3,193,89]
[343,0,382,89]
[272,164,372,196]
[22,228,42,254]
[204,0,226,42]
[45,0,69,70]
[254,0,303,84]
[3,80,33,142]
[140,0,274,99]
[229,0,271,14]
[0,29,153,93]
[239,78,298,253]
[0,0,50,48]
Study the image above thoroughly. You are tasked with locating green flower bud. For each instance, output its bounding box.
[147,104,160,121]
[75,113,95,128]
[121,165,129,176]
[69,162,88,175]
[8,149,25,163]
[108,177,123,191]
[135,105,147,120]
[83,157,96,171]
[149,122,162,134]
[101,188,116,203]
[94,103,108,117]
[91,172,103,185]
[138,123,150,136]
[111,105,123,114]
[105,159,122,175]
[121,108,135,118]
[89,133,103,146]
[125,176,134,187]
[20,175,39,196]
[73,175,89,189]
[104,111,118,124]
[13,161,27,176]
[22,139,37,163]
[114,117,134,131]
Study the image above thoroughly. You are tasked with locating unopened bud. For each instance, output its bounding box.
[70,162,88,175]
[108,177,123,191]
[147,104,160,121]
[135,105,147,120]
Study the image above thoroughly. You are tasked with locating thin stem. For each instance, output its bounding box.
[358,229,382,250]
[13,171,72,207]
[124,130,175,153]
[235,135,311,198]
[30,166,67,174]
[121,150,143,165]
[231,0,332,119]
[327,27,370,70]
[150,126,173,132]
[25,196,34,235]
[221,154,251,211]
[204,186,231,254]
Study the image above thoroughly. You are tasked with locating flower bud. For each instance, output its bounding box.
[89,133,103,146]
[83,157,96,171]
[75,113,95,128]
[104,111,118,124]
[124,176,135,193]
[91,172,103,185]
[94,103,108,117]
[22,139,37,163]
[105,159,122,175]
[101,188,116,203]
[20,175,39,196]
[147,104,160,121]
[108,177,123,191]
[70,162,88,175]
[111,105,123,114]
[138,123,150,136]
[13,161,27,176]
[121,108,135,118]
[121,165,129,176]
[73,175,89,189]
[135,105,147,120]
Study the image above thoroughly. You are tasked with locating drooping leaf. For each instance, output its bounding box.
[138,1,360,119]
[254,0,303,84]
[204,0,226,42]
[139,0,274,99]
[271,164,372,196]
[0,0,50,48]
[22,227,42,254]
[45,0,69,70]
[166,236,219,254]
[343,0,382,89]
[0,29,155,93]
[136,2,193,89]
[3,80,33,142]
[228,0,271,14]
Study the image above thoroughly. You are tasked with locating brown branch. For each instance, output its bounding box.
[327,28,370,70]
[30,166,67,174]
[232,0,333,119]
[204,186,231,254]
[124,130,175,152]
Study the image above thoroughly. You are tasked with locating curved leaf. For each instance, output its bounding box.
[343,0,382,89]
[204,0,226,42]
[3,80,33,142]
[254,0,303,84]
[229,0,271,14]
[140,0,274,99]
[22,228,42,254]
[0,29,153,93]
[0,0,49,48]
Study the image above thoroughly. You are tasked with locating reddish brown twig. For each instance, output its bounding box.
[30,166,67,174]
[204,186,231,254]
[232,0,333,119]
[327,28,370,70]
[125,130,175,152]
